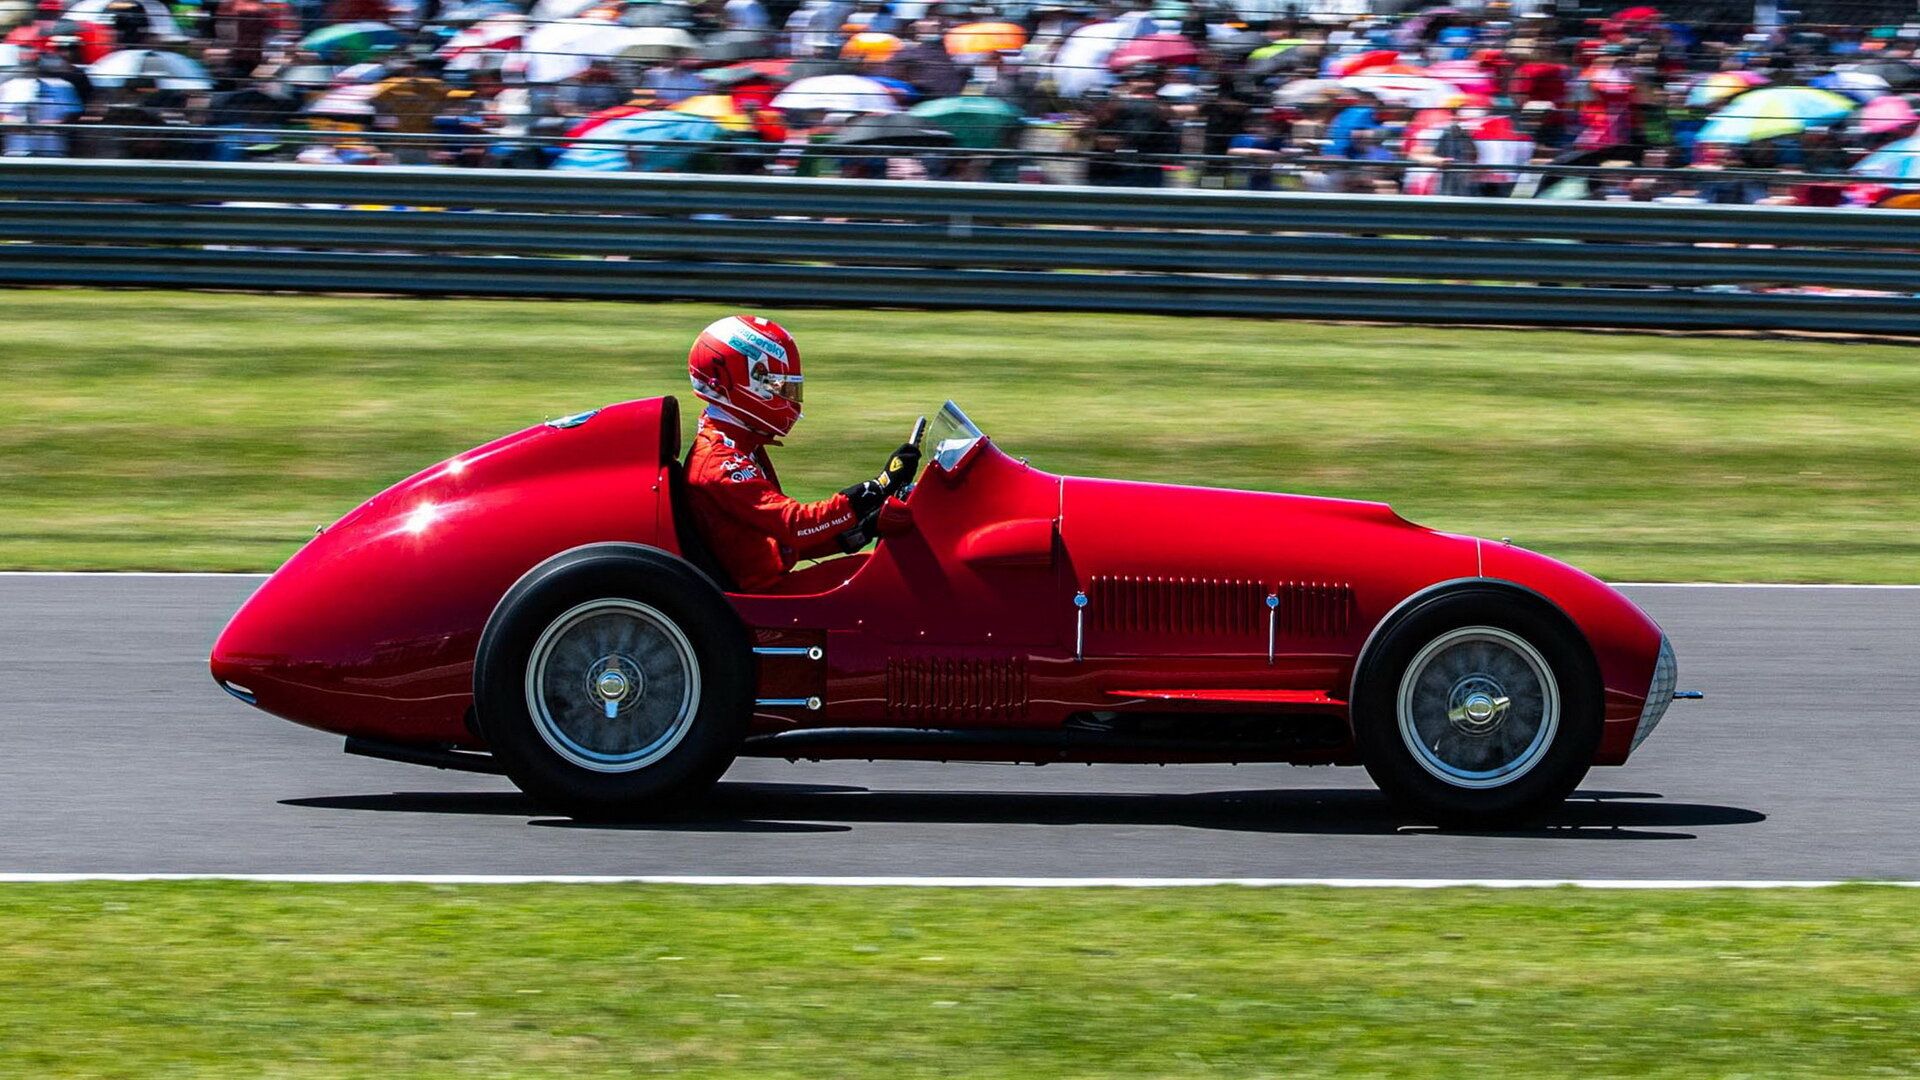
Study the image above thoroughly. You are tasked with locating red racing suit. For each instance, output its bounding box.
[684,409,860,593]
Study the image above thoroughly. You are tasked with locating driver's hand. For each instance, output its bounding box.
[876,443,920,495]
[840,444,923,518]
[840,480,884,517]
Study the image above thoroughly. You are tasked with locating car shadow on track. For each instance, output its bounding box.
[283,784,1765,840]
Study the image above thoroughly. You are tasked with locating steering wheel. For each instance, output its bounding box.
[896,414,929,499]
[858,415,927,542]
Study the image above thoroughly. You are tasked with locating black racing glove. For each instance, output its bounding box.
[876,442,921,496]
[839,443,923,517]
[840,480,884,518]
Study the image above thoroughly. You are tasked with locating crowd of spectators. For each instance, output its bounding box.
[5,0,1920,204]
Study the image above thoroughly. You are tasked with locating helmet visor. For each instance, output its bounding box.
[765,372,803,405]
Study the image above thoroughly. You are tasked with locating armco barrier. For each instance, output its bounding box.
[2,158,1917,333]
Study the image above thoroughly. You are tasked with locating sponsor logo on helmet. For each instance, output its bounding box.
[724,321,787,367]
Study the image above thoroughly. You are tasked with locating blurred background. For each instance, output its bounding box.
[8,0,1920,201]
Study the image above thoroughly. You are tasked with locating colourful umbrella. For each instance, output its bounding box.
[675,92,753,132]
[907,94,1022,148]
[1851,134,1920,180]
[841,31,901,63]
[771,74,900,113]
[831,112,954,147]
[1811,70,1891,102]
[613,26,698,62]
[943,21,1025,56]
[1685,70,1766,108]
[85,47,210,89]
[437,12,523,72]
[1049,21,1127,98]
[561,104,644,134]
[1337,74,1461,107]
[62,0,183,39]
[1858,95,1918,135]
[6,17,111,63]
[1327,49,1407,77]
[1106,33,1199,72]
[555,109,723,172]
[299,21,405,64]
[1696,86,1857,145]
[519,17,633,84]
[1247,38,1307,61]
[866,74,918,103]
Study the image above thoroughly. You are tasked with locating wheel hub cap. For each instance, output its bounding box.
[1447,676,1511,735]
[586,653,648,718]
[596,669,629,700]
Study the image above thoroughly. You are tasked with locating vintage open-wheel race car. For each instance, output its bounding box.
[210,397,1686,827]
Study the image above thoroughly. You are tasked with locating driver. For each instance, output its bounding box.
[683,316,919,592]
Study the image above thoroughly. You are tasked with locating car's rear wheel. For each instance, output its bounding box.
[475,545,751,820]
[1353,588,1601,828]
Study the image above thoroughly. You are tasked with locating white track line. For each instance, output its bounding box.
[0,874,1914,888]
[1611,582,1920,590]
[0,572,1916,588]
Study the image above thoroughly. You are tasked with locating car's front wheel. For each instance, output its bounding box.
[474,545,751,820]
[1352,589,1602,828]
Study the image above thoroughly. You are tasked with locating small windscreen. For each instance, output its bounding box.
[929,400,985,472]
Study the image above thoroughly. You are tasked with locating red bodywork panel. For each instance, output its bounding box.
[210,397,1666,767]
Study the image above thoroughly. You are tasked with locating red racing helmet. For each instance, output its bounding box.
[686,316,804,437]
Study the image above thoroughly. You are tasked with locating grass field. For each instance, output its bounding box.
[4,882,1919,1078]
[1,289,1916,580]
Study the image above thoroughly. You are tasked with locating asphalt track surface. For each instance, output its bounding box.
[2,576,1915,880]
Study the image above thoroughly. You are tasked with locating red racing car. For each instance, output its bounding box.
[211,398,1685,826]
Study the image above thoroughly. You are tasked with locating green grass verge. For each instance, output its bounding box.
[5,882,1919,1078]
[3,289,1916,580]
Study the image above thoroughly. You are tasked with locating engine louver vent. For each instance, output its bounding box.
[1088,576,1266,637]
[886,657,1029,721]
[1274,581,1355,637]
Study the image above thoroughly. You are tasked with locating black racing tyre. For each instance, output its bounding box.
[1352,587,1602,829]
[474,544,753,820]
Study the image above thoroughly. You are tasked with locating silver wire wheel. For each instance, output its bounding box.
[1395,625,1560,790]
[523,598,702,774]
